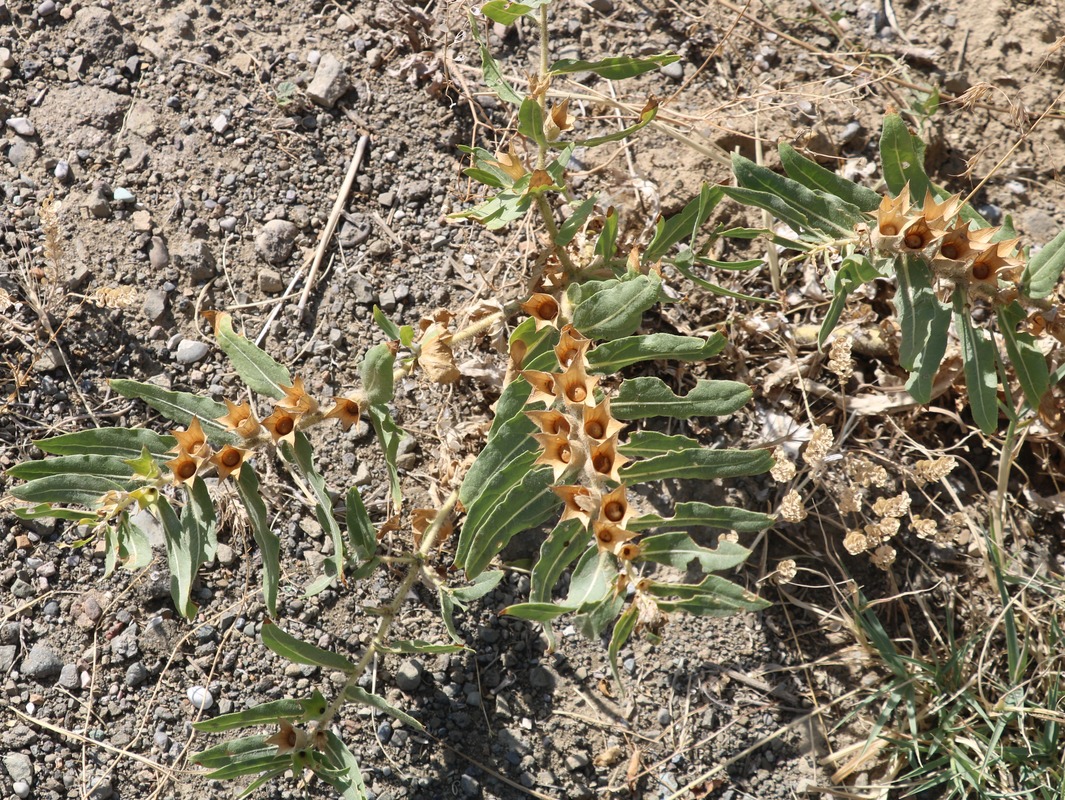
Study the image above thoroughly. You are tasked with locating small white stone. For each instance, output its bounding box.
[187,686,214,710]
[13,781,30,799]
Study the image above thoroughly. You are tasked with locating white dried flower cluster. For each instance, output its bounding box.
[779,490,807,523]
[774,558,797,585]
[871,545,896,570]
[803,424,834,467]
[770,447,797,482]
[838,484,862,514]
[828,335,854,382]
[913,456,957,486]
[843,530,868,555]
[848,456,890,488]
[872,492,912,519]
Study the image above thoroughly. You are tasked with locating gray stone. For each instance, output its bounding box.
[565,752,590,770]
[336,13,355,31]
[215,543,236,566]
[258,268,284,293]
[125,661,148,687]
[395,659,423,692]
[113,187,135,204]
[529,666,555,689]
[255,219,298,264]
[58,663,80,690]
[20,644,62,680]
[1021,209,1059,244]
[5,117,35,136]
[588,0,613,11]
[13,780,29,799]
[37,0,56,16]
[661,60,684,81]
[54,160,71,182]
[460,774,480,797]
[0,646,16,674]
[219,216,238,233]
[0,48,13,69]
[175,339,210,364]
[73,7,131,61]
[179,240,216,281]
[87,777,113,800]
[211,113,229,134]
[142,289,167,322]
[7,139,39,168]
[10,578,33,598]
[306,54,350,109]
[3,753,32,784]
[85,188,111,219]
[148,236,170,270]
[110,629,139,660]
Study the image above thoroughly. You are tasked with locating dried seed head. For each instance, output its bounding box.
[582,397,624,442]
[803,425,833,467]
[597,484,631,527]
[900,216,942,253]
[871,492,911,518]
[913,455,957,485]
[871,544,896,570]
[553,484,599,526]
[263,406,299,446]
[325,396,364,432]
[828,335,853,383]
[616,542,642,562]
[554,325,592,369]
[278,377,319,415]
[779,490,807,523]
[521,293,561,329]
[217,399,261,439]
[543,98,575,142]
[838,484,862,514]
[593,521,638,554]
[521,369,559,407]
[589,435,628,484]
[920,190,962,227]
[870,187,913,251]
[211,445,248,482]
[490,142,527,182]
[266,720,310,754]
[533,433,583,481]
[526,409,572,437]
[843,530,869,555]
[774,558,797,585]
[967,238,1024,299]
[769,447,797,482]
[848,456,890,488]
[165,451,201,486]
[171,417,209,457]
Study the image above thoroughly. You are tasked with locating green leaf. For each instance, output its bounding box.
[345,686,424,730]
[187,474,218,562]
[778,143,881,212]
[360,343,395,406]
[285,432,346,593]
[628,502,774,533]
[10,473,124,507]
[449,186,533,230]
[13,504,97,523]
[895,256,952,403]
[480,0,549,26]
[549,52,680,79]
[953,294,999,435]
[7,454,135,483]
[214,312,291,399]
[998,301,1049,409]
[645,184,724,263]
[193,693,327,733]
[193,734,275,768]
[320,731,369,800]
[204,755,292,782]
[608,604,639,688]
[452,570,506,603]
[517,96,548,148]
[1022,228,1065,300]
[575,102,658,148]
[731,153,861,237]
[586,333,725,373]
[470,14,522,105]
[722,185,826,242]
[571,272,661,339]
[344,486,376,562]
[458,397,537,510]
[383,639,467,655]
[819,253,883,347]
[554,195,598,247]
[622,447,773,484]
[261,620,357,673]
[34,427,175,459]
[157,495,201,619]
[669,257,775,304]
[372,306,402,340]
[109,380,234,444]
[116,516,153,571]
[500,602,573,622]
[235,466,281,618]
[637,533,752,573]
[613,377,751,419]
[647,574,769,615]
[618,430,701,458]
[879,113,930,200]
[594,208,618,260]
[531,519,592,604]
[566,548,612,608]
[459,462,561,579]
[368,404,403,511]
[575,592,624,639]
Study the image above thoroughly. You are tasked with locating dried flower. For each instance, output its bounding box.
[616,541,642,562]
[165,451,201,487]
[930,219,994,278]
[803,424,834,467]
[848,456,890,488]
[589,435,628,484]
[582,398,624,442]
[864,517,900,545]
[828,335,853,383]
[843,530,869,555]
[870,187,912,252]
[521,369,559,407]
[769,447,796,482]
[838,484,862,514]
[555,358,598,408]
[913,455,957,485]
[325,396,363,432]
[779,490,807,523]
[489,142,527,183]
[521,293,561,330]
[266,720,310,755]
[210,445,249,482]
[411,507,453,549]
[967,238,1024,300]
[217,399,261,439]
[871,544,896,570]
[872,492,912,518]
[553,484,598,526]
[774,558,797,585]
[262,406,299,447]
[899,215,943,254]
[593,521,637,554]
[554,324,591,369]
[526,409,572,437]
[533,433,583,481]
[278,377,319,415]
[170,417,209,457]
[920,190,962,227]
[544,98,575,142]
[597,484,631,528]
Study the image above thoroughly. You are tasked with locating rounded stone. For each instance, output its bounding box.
[395,659,423,692]
[187,686,214,710]
[175,339,210,364]
[254,219,298,264]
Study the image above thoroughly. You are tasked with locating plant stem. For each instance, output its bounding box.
[315,489,460,728]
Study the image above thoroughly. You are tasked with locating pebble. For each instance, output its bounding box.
[148,236,170,269]
[3,753,33,785]
[87,777,113,800]
[336,13,355,31]
[460,774,480,797]
[219,216,238,233]
[7,140,39,168]
[661,60,684,81]
[175,339,210,364]
[112,187,135,204]
[215,543,236,566]
[258,268,284,293]
[307,54,350,108]
[142,289,168,322]
[180,240,216,281]
[58,663,80,690]
[187,686,214,710]
[211,113,229,134]
[13,780,30,799]
[20,643,62,680]
[6,117,35,136]
[588,0,614,10]
[125,661,148,687]
[255,219,298,264]
[85,188,112,219]
[37,0,56,15]
[566,753,589,770]
[657,707,672,726]
[395,659,423,692]
[376,721,393,744]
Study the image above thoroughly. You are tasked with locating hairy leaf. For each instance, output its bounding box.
[586,333,725,373]
[953,294,1000,435]
[345,686,424,730]
[368,404,403,511]
[629,502,774,533]
[554,195,598,246]
[1022,227,1065,300]
[571,272,661,339]
[157,494,201,619]
[193,692,327,733]
[7,454,134,483]
[360,343,395,406]
[236,466,281,617]
[646,575,769,615]
[549,52,679,79]
[214,311,291,399]
[261,620,357,673]
[501,602,573,622]
[778,143,881,212]
[10,473,123,507]
[344,486,376,563]
[110,379,234,443]
[622,447,773,484]
[285,433,346,593]
[320,731,369,800]
[34,427,175,459]
[645,184,724,263]
[470,13,522,105]
[998,301,1049,409]
[383,639,467,654]
[480,0,550,26]
[608,604,639,688]
[637,533,752,573]
[613,377,751,419]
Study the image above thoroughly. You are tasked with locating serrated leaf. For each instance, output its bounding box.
[383,639,467,654]
[459,461,560,579]
[344,686,424,730]
[628,502,774,533]
[261,620,357,673]
[637,533,752,573]
[953,294,1000,435]
[646,575,769,615]
[34,427,175,459]
[480,0,549,26]
[360,343,395,406]
[778,143,881,212]
[10,473,124,507]
[236,466,281,617]
[621,447,773,484]
[344,486,376,562]
[214,311,291,399]
[109,380,234,443]
[193,693,326,733]
[7,454,135,483]
[613,377,751,419]
[501,602,574,622]
[731,153,861,237]
[585,333,725,373]
[554,195,598,247]
[608,604,639,689]
[157,495,200,619]
[998,301,1049,409]
[1022,227,1065,300]
[645,184,723,263]
[368,404,403,511]
[549,52,679,79]
[571,273,661,339]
